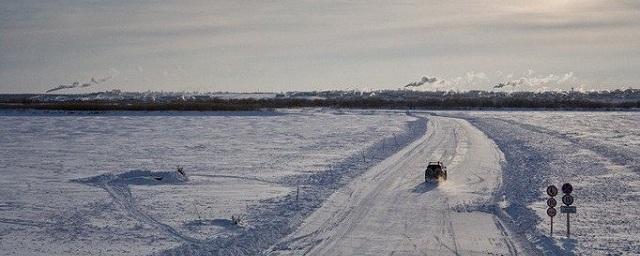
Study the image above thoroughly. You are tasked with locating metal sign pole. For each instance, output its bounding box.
[567,213,570,238]
[561,182,574,239]
[546,185,558,238]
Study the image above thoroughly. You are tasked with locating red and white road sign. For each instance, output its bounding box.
[562,194,574,206]
[562,183,573,194]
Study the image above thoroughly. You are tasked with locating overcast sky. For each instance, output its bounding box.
[1,0,639,93]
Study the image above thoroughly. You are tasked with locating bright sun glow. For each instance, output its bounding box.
[531,0,575,12]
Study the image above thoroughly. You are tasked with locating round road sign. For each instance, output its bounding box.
[562,183,573,194]
[562,194,574,206]
[547,198,557,208]
[546,185,558,197]
[547,207,557,217]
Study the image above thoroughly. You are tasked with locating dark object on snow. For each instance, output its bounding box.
[177,166,186,177]
[425,161,447,181]
[231,215,242,225]
[152,176,163,181]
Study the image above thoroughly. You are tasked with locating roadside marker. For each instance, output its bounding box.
[546,185,558,236]
[547,185,558,197]
[560,206,576,214]
[562,183,573,194]
[546,183,577,238]
[561,183,575,238]
[547,207,557,235]
[562,194,574,206]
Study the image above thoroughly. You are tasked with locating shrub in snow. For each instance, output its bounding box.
[176,166,187,179]
[231,215,242,225]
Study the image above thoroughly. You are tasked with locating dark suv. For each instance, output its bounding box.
[425,161,447,181]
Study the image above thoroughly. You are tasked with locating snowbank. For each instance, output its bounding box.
[440,111,640,255]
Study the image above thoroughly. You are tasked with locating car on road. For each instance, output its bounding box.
[425,161,447,181]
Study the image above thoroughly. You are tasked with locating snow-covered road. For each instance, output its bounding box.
[269,115,522,255]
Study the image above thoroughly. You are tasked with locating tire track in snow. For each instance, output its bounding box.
[0,217,54,227]
[270,115,521,255]
[493,215,518,256]
[266,121,438,255]
[191,174,278,184]
[456,114,639,255]
[498,118,639,172]
[302,124,446,254]
[158,113,430,256]
[99,181,203,245]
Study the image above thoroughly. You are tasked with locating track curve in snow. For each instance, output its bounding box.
[268,115,523,255]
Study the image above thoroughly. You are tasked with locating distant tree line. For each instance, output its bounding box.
[1,89,639,111]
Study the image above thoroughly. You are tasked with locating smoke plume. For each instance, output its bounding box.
[46,76,112,93]
[404,76,442,87]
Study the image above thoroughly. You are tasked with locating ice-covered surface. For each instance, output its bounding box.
[268,115,526,255]
[3,109,638,255]
[438,111,640,255]
[0,109,425,255]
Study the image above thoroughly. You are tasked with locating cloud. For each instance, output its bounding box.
[493,71,579,90]
[466,71,488,84]
[0,0,637,93]
[405,70,583,91]
[558,72,575,83]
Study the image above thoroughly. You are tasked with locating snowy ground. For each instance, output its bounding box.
[1,109,638,255]
[438,111,640,255]
[0,109,425,255]
[268,115,527,255]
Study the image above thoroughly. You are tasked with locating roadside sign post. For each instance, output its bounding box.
[547,183,577,238]
[560,183,575,238]
[546,185,558,237]
[547,207,556,235]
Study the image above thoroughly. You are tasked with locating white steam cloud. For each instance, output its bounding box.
[493,72,578,90]
[404,70,583,91]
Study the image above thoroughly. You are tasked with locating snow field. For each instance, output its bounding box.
[439,111,640,255]
[0,109,425,255]
[5,108,635,255]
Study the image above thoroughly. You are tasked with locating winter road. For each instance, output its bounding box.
[269,115,523,255]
